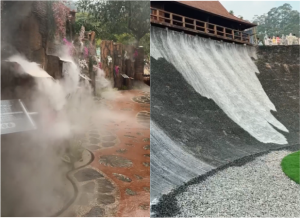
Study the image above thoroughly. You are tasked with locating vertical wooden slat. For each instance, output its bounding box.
[170,13,173,25]
[214,25,217,35]
[194,19,196,30]
[223,28,226,37]
[182,17,185,27]
[204,22,207,33]
[232,30,234,39]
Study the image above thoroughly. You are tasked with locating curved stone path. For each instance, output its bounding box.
[62,90,150,217]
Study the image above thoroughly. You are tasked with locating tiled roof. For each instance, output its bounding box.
[177,1,256,26]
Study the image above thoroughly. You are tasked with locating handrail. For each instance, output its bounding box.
[150,7,251,44]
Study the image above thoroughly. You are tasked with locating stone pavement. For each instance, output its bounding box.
[64,90,150,217]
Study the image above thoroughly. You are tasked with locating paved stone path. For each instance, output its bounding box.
[64,90,150,217]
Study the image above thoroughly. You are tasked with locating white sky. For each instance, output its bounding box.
[220,1,300,21]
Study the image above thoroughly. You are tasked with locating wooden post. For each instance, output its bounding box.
[100,40,114,79]
[204,22,207,33]
[113,43,123,89]
[223,28,226,37]
[134,47,144,82]
[182,17,185,27]
[194,19,196,30]
[232,30,234,39]
[170,13,173,25]
[214,25,217,35]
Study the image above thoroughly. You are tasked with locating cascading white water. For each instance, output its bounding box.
[150,120,214,202]
[151,28,288,145]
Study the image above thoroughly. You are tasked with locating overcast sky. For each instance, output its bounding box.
[220,1,300,21]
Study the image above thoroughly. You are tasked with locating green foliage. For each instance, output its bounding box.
[229,10,234,15]
[140,33,150,60]
[252,3,300,39]
[114,33,136,44]
[96,38,101,47]
[75,12,150,57]
[76,0,150,43]
[75,12,129,42]
[281,150,300,184]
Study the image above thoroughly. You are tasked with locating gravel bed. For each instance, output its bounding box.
[176,150,300,217]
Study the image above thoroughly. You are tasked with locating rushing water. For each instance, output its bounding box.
[150,121,214,202]
[151,27,288,145]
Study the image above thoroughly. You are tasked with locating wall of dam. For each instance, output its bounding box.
[150,26,299,207]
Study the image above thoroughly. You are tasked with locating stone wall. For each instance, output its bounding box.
[1,1,74,79]
[0,0,4,34]
[255,45,300,143]
[257,45,300,65]
[256,45,300,76]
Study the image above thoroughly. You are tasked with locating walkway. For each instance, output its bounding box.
[63,90,150,217]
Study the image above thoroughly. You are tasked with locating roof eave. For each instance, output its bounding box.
[175,2,257,28]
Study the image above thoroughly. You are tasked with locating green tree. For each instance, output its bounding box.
[229,10,234,15]
[76,0,150,45]
[140,32,150,60]
[252,3,300,39]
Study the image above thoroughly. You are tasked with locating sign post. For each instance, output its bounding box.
[1,100,37,135]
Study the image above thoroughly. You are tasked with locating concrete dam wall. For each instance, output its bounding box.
[150,26,299,209]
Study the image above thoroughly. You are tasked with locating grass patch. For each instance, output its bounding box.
[281,150,300,184]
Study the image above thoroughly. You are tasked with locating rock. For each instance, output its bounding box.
[74,168,103,182]
[84,206,105,217]
[97,179,115,193]
[81,182,95,193]
[97,194,115,205]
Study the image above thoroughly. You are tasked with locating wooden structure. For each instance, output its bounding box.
[151,1,257,45]
[100,41,145,89]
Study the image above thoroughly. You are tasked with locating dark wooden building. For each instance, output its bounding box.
[151,1,257,44]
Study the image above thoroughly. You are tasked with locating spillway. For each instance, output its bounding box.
[150,26,299,214]
[150,120,214,202]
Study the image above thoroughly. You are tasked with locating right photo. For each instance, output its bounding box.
[150,1,300,217]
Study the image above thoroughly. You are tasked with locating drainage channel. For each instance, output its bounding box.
[52,148,95,217]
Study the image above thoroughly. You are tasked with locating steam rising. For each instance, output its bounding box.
[1,1,148,215]
[1,46,118,216]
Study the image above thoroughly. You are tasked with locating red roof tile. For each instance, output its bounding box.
[177,1,256,26]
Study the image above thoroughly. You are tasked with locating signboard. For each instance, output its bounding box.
[96,48,101,57]
[121,74,129,79]
[1,100,36,135]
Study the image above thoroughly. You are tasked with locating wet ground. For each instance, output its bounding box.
[64,90,150,217]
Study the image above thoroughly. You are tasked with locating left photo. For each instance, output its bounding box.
[1,0,150,217]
